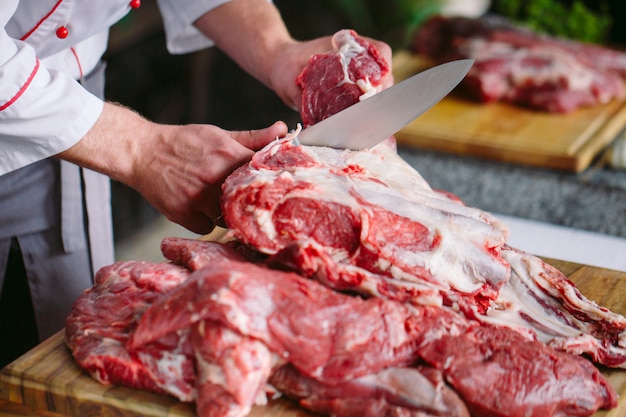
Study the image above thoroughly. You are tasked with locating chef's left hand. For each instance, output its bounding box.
[194,0,393,113]
[58,102,288,235]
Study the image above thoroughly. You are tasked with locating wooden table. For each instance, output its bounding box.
[1,258,625,417]
[393,51,626,172]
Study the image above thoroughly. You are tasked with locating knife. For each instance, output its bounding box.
[296,59,474,150]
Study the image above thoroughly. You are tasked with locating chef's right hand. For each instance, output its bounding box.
[133,120,287,234]
[58,102,288,234]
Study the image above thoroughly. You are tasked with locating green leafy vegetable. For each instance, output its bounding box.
[492,0,612,43]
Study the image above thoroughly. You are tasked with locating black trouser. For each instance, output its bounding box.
[0,238,39,368]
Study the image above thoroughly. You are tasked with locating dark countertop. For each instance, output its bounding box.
[398,145,626,238]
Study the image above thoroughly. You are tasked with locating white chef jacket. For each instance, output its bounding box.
[0,0,230,341]
[0,0,230,175]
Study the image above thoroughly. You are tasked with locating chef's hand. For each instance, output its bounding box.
[193,0,393,112]
[58,102,287,234]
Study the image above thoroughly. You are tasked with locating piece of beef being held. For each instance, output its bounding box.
[296,29,390,127]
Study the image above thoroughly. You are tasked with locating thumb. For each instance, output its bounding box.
[231,121,289,151]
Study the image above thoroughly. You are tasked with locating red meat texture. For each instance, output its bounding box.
[67,234,619,417]
[68,136,625,417]
[412,16,626,112]
[296,29,389,126]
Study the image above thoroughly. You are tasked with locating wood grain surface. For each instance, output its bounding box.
[1,259,625,417]
[392,51,626,172]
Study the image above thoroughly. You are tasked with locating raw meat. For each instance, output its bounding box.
[419,325,617,417]
[65,238,248,402]
[65,22,626,417]
[65,260,196,401]
[221,130,626,371]
[160,236,248,270]
[296,29,390,127]
[72,242,477,417]
[129,249,615,417]
[269,364,470,417]
[484,247,626,366]
[128,259,429,383]
[191,323,275,417]
[222,131,510,311]
[412,15,626,112]
[67,234,619,417]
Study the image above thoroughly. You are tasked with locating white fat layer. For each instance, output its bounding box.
[197,354,227,386]
[332,30,380,100]
[484,271,582,342]
[194,352,252,417]
[356,367,447,412]
[234,138,508,293]
[357,78,378,100]
[213,273,276,338]
[136,344,195,402]
[249,203,276,243]
[213,285,252,335]
[548,334,626,369]
[194,327,277,406]
[325,250,444,306]
[267,143,505,293]
[483,249,626,348]
[510,48,595,92]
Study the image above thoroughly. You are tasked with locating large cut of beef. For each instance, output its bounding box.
[70,238,476,417]
[65,26,625,417]
[65,239,249,402]
[221,131,626,371]
[296,29,390,127]
[412,15,626,112]
[68,237,616,417]
[65,144,625,417]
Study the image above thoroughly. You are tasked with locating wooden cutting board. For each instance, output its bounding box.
[1,258,626,417]
[392,51,626,172]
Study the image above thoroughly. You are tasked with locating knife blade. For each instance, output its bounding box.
[296,59,474,150]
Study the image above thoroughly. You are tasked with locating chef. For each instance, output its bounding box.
[0,0,393,367]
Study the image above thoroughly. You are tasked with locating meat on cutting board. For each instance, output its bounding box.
[412,15,626,112]
[65,239,248,402]
[69,237,617,417]
[269,364,470,417]
[65,26,626,417]
[128,258,431,383]
[222,130,626,370]
[71,242,477,417]
[65,259,197,401]
[420,325,617,417]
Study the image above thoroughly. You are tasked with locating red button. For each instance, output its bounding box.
[129,0,141,9]
[56,26,69,39]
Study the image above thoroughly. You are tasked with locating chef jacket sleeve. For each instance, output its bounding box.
[0,28,103,175]
[155,0,232,54]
